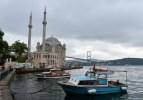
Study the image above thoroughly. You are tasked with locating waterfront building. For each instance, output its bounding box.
[31,8,66,68]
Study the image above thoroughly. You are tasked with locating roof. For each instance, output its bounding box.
[45,37,61,45]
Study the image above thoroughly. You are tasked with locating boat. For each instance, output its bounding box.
[58,66,128,95]
[36,68,70,79]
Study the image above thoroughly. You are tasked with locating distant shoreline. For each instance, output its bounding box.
[65,58,143,67]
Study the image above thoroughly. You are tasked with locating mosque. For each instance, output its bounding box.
[27,8,66,68]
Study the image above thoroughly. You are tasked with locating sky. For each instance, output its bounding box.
[1,0,143,60]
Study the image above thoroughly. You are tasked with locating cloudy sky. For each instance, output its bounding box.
[1,0,143,60]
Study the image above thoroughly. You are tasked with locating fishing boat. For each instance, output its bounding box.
[36,68,70,79]
[58,66,128,95]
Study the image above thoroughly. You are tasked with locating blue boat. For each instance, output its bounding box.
[58,68,127,95]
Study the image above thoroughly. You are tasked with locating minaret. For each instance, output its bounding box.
[28,13,32,62]
[42,8,47,52]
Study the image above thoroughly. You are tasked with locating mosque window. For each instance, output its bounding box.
[48,55,49,58]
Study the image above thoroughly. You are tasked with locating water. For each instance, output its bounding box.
[10,66,143,100]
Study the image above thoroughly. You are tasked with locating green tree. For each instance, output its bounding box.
[0,30,9,65]
[11,40,28,62]
[0,29,4,40]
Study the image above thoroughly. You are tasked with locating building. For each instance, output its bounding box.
[28,8,66,68]
[32,37,66,68]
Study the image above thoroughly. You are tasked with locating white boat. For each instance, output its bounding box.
[36,68,70,79]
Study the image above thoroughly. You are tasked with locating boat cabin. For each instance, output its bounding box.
[69,71,109,86]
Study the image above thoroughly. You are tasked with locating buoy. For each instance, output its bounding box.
[121,87,127,90]
[88,89,96,94]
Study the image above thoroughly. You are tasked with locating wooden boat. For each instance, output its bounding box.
[36,68,70,79]
[58,67,127,95]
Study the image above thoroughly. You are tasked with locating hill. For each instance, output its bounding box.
[65,58,143,67]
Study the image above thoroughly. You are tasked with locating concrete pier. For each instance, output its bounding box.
[16,68,50,74]
[16,67,82,74]
[0,69,15,100]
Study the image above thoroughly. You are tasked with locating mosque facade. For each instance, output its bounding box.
[32,36,66,68]
[27,8,66,68]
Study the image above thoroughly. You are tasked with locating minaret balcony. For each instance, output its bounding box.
[28,25,32,28]
[43,21,47,24]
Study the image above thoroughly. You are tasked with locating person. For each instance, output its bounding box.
[116,80,120,85]
[92,64,96,71]
[1,66,5,70]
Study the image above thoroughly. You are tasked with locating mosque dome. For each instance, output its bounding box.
[45,37,61,45]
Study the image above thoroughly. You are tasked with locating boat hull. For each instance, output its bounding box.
[58,82,127,95]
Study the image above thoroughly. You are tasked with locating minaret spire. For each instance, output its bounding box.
[42,7,47,52]
[28,12,32,62]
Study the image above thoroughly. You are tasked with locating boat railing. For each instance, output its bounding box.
[108,70,128,87]
[88,69,128,87]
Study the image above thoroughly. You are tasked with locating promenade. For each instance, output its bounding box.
[0,69,15,100]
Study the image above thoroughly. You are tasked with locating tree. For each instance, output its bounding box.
[0,29,4,40]
[11,40,27,56]
[10,40,28,62]
[0,30,9,65]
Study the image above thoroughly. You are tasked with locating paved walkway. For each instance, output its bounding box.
[0,70,15,100]
[0,86,13,100]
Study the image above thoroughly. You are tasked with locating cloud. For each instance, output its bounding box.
[62,39,143,60]
[2,0,143,59]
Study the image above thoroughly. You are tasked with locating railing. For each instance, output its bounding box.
[0,68,13,81]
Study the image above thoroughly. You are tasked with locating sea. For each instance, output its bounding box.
[10,66,143,100]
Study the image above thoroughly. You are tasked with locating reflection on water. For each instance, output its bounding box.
[10,66,143,100]
[65,94,127,100]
